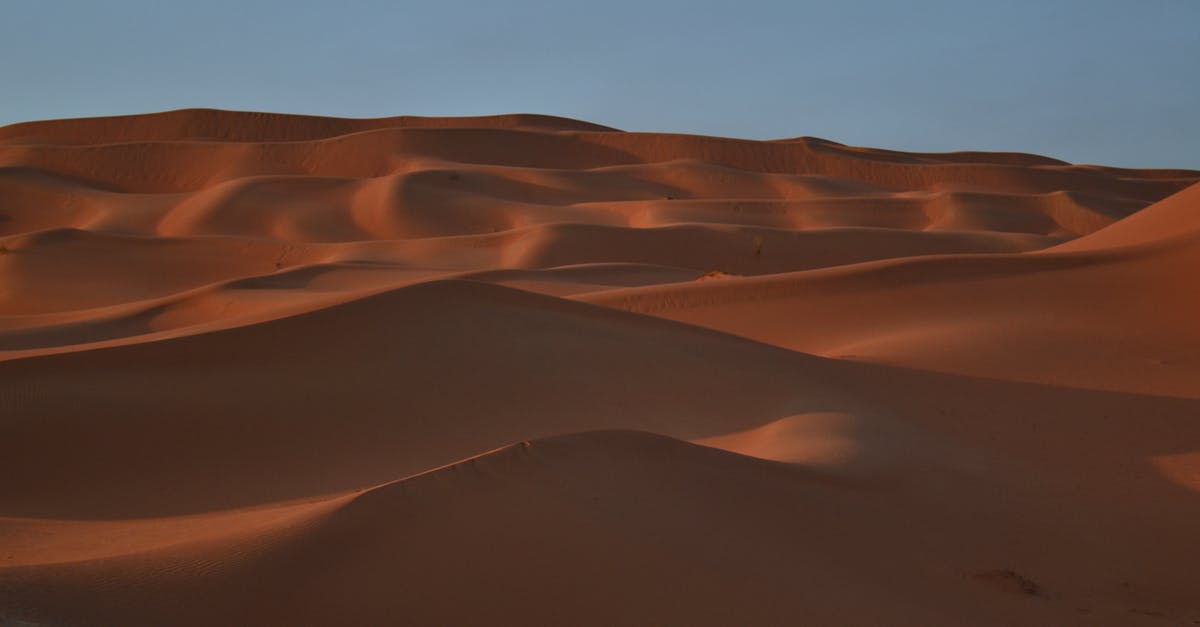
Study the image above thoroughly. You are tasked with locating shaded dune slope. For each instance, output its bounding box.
[0,280,870,517]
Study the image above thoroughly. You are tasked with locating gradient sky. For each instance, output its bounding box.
[3,0,1197,168]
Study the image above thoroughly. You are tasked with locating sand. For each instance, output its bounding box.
[1,108,1198,626]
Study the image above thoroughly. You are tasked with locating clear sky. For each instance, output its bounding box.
[3,0,1197,168]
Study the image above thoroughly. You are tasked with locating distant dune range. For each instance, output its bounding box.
[1,109,1198,626]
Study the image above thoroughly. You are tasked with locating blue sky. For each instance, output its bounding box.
[3,0,1197,168]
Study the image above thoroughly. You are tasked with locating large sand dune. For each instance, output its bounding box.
[1,109,1198,626]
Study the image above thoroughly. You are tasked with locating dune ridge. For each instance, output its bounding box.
[2,110,1199,626]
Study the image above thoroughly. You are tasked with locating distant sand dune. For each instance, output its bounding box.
[1,110,1198,626]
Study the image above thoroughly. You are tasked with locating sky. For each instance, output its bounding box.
[2,0,1197,169]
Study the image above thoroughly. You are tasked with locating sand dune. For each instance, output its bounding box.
[1,109,1199,626]
[0,108,618,144]
[584,184,1200,396]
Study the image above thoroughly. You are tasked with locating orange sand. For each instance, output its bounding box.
[1,109,1198,626]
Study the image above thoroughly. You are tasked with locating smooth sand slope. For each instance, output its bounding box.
[1,109,1198,626]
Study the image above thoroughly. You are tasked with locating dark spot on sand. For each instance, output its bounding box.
[968,569,1045,598]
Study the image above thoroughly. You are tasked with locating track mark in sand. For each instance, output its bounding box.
[968,569,1046,598]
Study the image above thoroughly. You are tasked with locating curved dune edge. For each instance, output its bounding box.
[2,111,1199,626]
[1045,180,1200,252]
